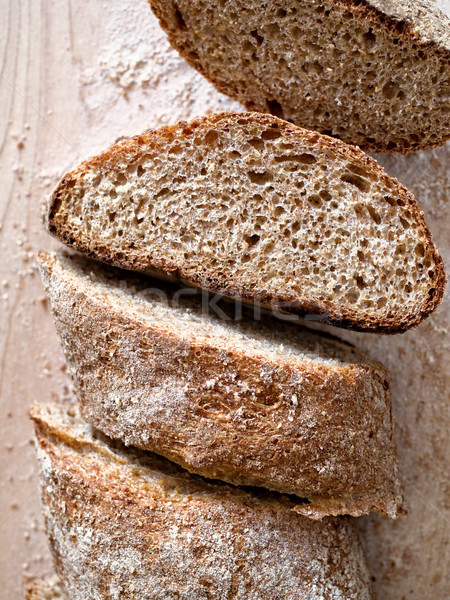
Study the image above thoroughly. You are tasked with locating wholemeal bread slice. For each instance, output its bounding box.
[25,577,65,600]
[149,0,450,153]
[30,402,374,600]
[38,251,405,519]
[46,112,446,333]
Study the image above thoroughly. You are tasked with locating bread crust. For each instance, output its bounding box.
[38,251,405,519]
[30,402,375,600]
[45,112,447,334]
[25,577,66,600]
[149,0,450,154]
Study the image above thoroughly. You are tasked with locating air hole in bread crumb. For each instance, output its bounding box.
[248,170,273,184]
[137,165,145,177]
[169,145,183,155]
[341,173,370,193]
[355,275,366,289]
[248,137,265,150]
[261,128,282,141]
[244,233,260,247]
[308,195,322,208]
[348,164,370,178]
[155,188,170,199]
[346,290,360,303]
[275,153,317,166]
[415,243,425,257]
[399,217,410,229]
[319,190,332,201]
[302,62,323,75]
[250,30,264,46]
[174,6,186,29]
[363,29,376,49]
[114,174,127,185]
[204,130,219,146]
[382,81,402,99]
[367,206,381,225]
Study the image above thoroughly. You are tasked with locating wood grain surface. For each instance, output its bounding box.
[0,1,448,599]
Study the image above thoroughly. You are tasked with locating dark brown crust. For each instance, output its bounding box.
[45,112,447,334]
[148,0,450,154]
[29,402,375,600]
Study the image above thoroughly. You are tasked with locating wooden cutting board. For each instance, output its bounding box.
[0,1,448,598]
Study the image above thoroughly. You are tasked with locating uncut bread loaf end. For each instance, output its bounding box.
[149,0,450,153]
[45,113,446,334]
[30,402,374,600]
[38,251,405,519]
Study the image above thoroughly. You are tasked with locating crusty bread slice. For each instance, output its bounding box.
[46,112,446,333]
[25,577,66,600]
[30,402,374,600]
[149,0,450,153]
[38,251,405,519]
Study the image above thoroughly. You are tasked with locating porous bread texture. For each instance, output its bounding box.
[37,251,405,519]
[25,577,66,600]
[46,112,446,333]
[149,0,450,153]
[30,402,374,600]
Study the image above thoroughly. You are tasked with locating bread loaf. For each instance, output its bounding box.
[38,251,405,519]
[149,0,450,153]
[46,112,446,333]
[30,402,375,600]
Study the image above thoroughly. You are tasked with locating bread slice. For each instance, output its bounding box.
[30,402,374,600]
[38,251,405,519]
[25,577,66,600]
[45,112,446,333]
[149,0,450,153]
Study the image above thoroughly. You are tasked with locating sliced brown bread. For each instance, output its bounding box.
[149,0,450,153]
[30,402,374,600]
[25,577,65,600]
[46,113,446,333]
[37,251,405,519]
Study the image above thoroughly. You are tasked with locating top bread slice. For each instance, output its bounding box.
[30,402,374,600]
[37,251,405,519]
[149,0,450,153]
[46,112,446,333]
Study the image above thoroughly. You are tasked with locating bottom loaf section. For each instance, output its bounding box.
[29,403,374,600]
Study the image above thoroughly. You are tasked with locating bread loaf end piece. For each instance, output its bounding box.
[149,0,450,153]
[30,402,375,600]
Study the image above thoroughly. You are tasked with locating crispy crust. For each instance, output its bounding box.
[30,402,375,600]
[37,251,406,518]
[25,577,66,600]
[45,112,447,334]
[149,0,450,153]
